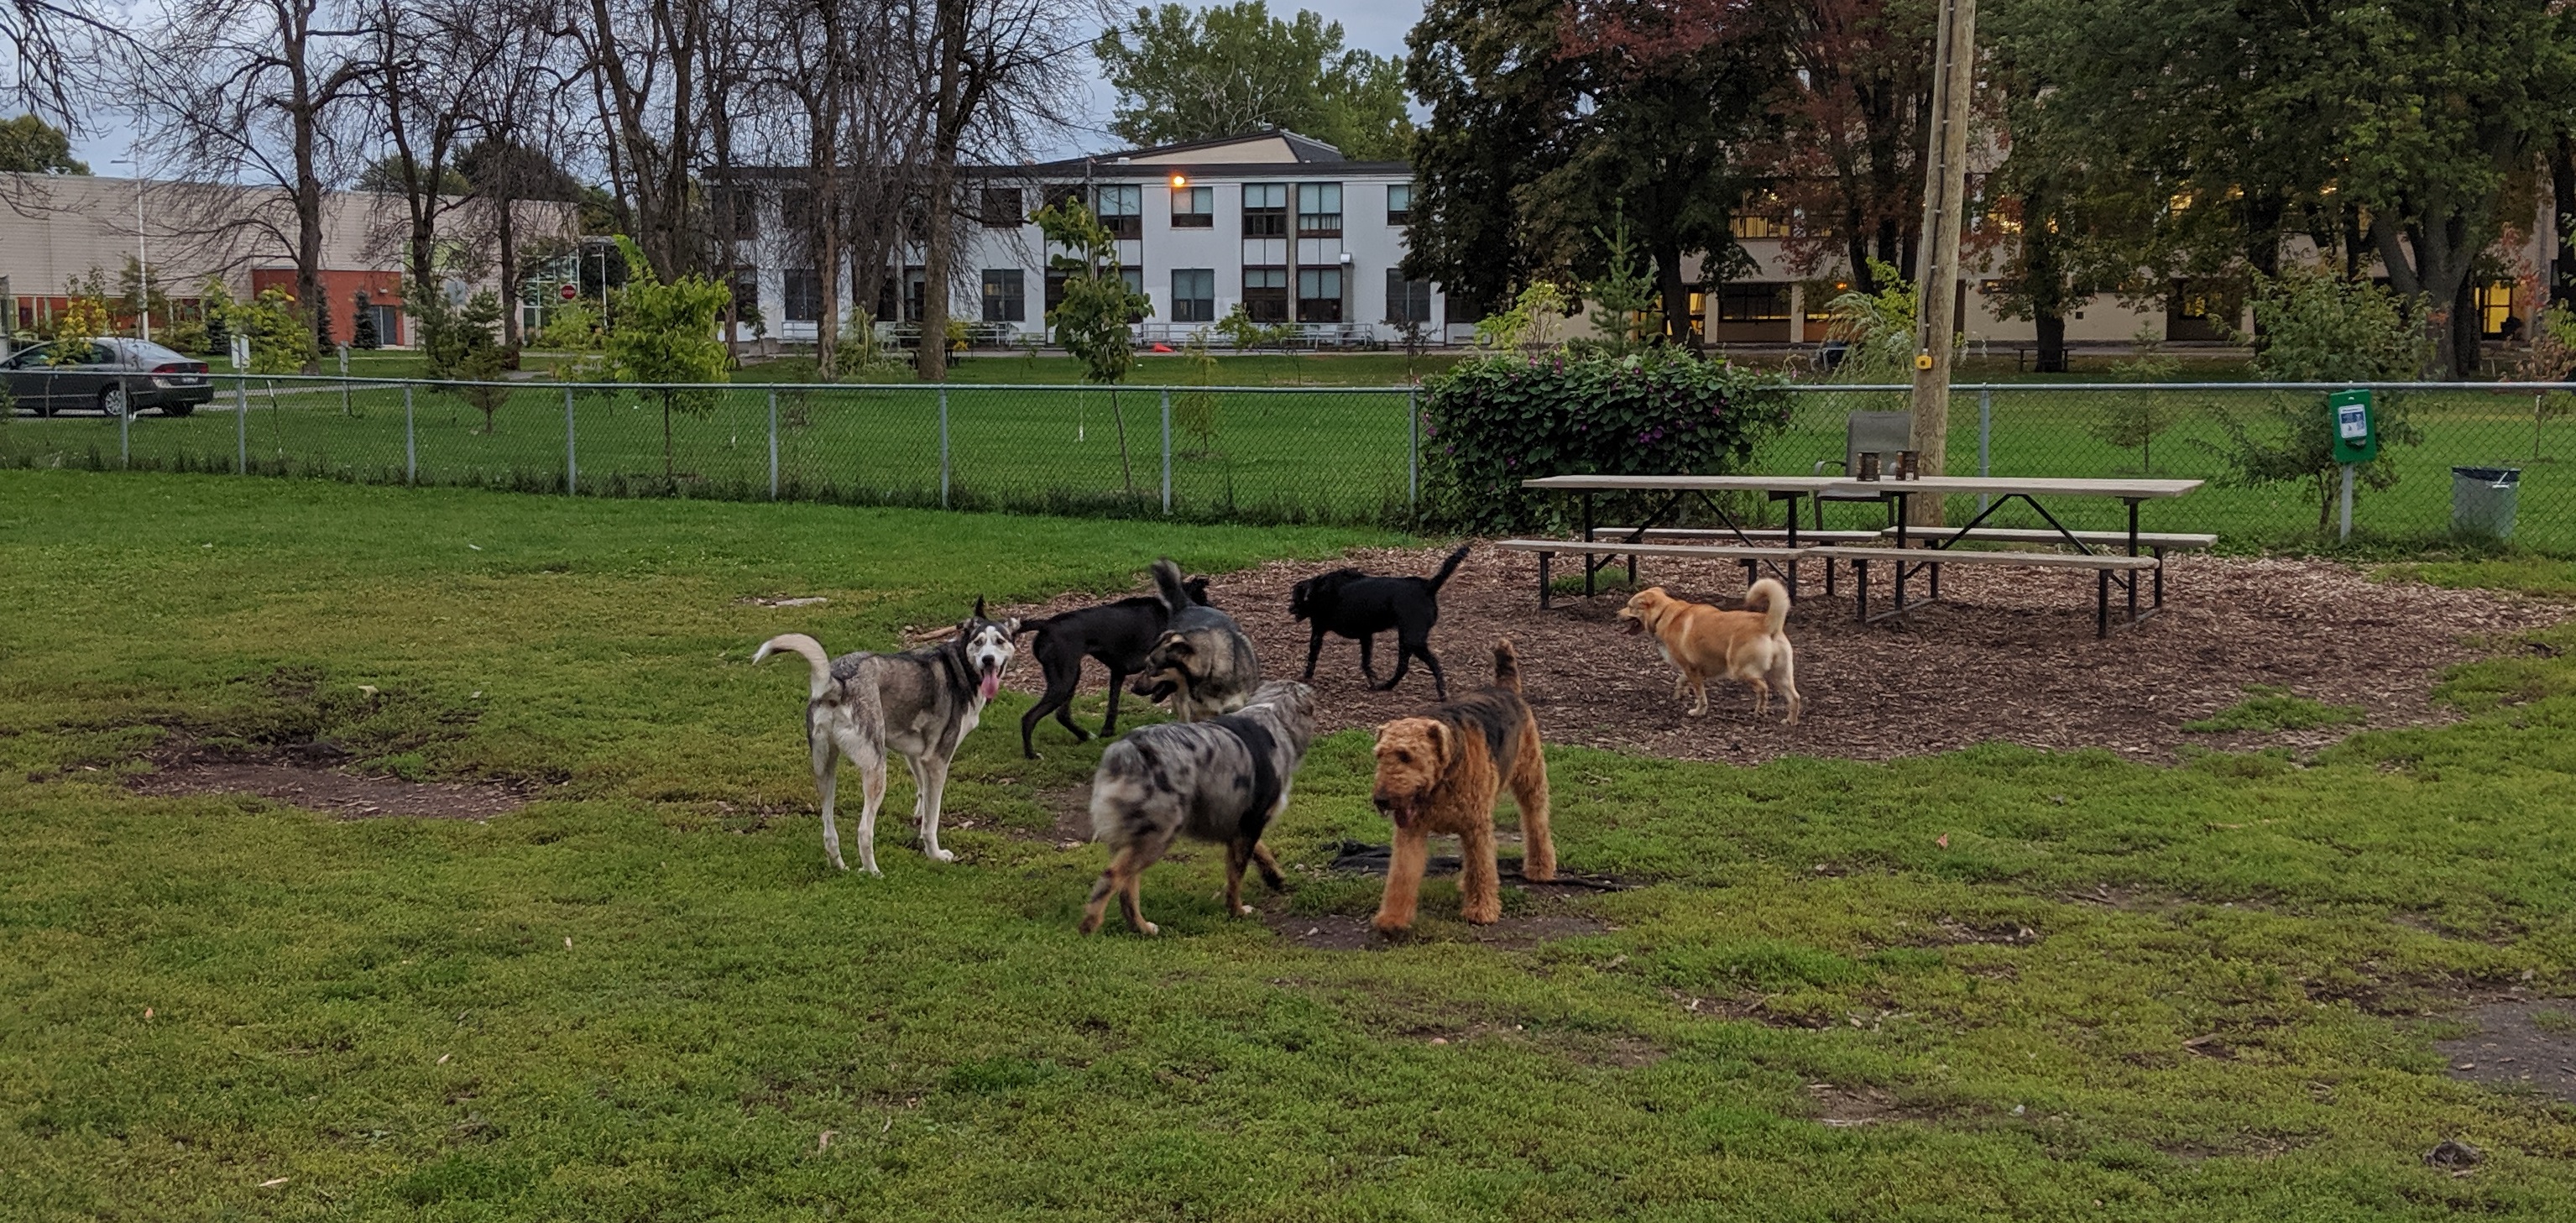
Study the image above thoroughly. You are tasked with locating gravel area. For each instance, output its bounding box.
[1004,544,2568,765]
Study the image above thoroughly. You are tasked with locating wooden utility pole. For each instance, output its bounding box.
[1907,0,1977,523]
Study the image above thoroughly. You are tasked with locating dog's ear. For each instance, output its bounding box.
[1001,617,1021,635]
[974,595,989,620]
[1426,720,1454,766]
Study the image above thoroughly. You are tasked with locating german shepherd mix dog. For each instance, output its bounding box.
[1129,558,1261,722]
[1012,575,1211,758]
[1289,544,1472,698]
[1616,579,1802,724]
[1366,640,1554,934]
[754,599,1019,875]
[1081,679,1318,935]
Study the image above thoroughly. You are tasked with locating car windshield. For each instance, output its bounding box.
[45,340,111,366]
[128,341,193,365]
[2,343,51,368]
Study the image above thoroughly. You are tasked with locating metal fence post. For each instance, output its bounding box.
[1408,385,1419,512]
[1977,384,1993,512]
[563,386,577,496]
[767,388,779,500]
[404,384,415,484]
[938,386,950,510]
[236,378,248,474]
[1160,388,1173,515]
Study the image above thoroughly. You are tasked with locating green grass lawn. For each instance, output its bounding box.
[9,471,2576,1218]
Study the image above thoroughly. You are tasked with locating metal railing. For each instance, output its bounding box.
[6,373,2574,549]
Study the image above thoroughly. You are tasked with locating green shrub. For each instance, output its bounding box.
[1421,350,1791,533]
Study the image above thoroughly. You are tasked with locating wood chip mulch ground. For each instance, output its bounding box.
[1002,545,2569,766]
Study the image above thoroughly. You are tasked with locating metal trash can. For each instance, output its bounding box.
[2453,466,2521,540]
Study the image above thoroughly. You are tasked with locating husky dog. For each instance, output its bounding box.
[1081,679,1318,935]
[1128,557,1262,722]
[754,598,1018,874]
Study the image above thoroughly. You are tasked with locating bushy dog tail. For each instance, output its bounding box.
[1492,637,1522,693]
[1150,557,1192,614]
[1427,543,1472,591]
[1749,578,1791,637]
[753,633,834,702]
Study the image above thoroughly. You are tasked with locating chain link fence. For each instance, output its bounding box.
[5,373,2574,551]
[0,374,1420,527]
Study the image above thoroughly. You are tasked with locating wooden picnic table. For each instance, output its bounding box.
[1514,472,2209,634]
[1518,474,1853,598]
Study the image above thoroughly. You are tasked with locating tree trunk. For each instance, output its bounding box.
[2556,133,2576,312]
[2035,311,2066,374]
[1110,385,1133,494]
[1654,240,1690,348]
[496,194,520,352]
[917,0,967,383]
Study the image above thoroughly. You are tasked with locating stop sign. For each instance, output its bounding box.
[558,282,578,301]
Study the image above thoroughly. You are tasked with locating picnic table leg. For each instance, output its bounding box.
[1582,494,1596,597]
[1853,560,1868,622]
[2154,548,2166,608]
[1539,552,1553,609]
[2126,499,2142,621]
[2097,569,2109,638]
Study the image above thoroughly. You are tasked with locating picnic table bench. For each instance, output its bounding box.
[1514,473,2208,636]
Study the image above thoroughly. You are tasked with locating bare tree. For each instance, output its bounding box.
[139,0,376,365]
[912,0,1081,381]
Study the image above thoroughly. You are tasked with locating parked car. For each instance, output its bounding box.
[0,338,214,418]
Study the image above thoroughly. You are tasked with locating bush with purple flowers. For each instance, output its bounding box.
[1420,350,1792,533]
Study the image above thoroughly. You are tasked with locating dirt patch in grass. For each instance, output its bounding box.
[1006,782,1097,848]
[127,741,529,819]
[1806,1083,1915,1127]
[2433,1000,2576,1103]
[1002,546,2565,764]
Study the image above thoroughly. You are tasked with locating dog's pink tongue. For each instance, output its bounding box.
[979,672,1001,701]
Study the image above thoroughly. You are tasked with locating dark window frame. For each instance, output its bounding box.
[1242,265,1288,322]
[1242,184,1288,238]
[1384,269,1432,323]
[782,268,822,323]
[1296,182,1343,238]
[981,269,1026,322]
[1297,266,1344,322]
[1172,268,1215,322]
[979,187,1024,227]
[1385,183,1411,227]
[1170,185,1214,228]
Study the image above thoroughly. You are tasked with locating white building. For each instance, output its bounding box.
[728,130,1446,346]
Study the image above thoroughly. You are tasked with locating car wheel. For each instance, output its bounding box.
[161,400,196,418]
[99,384,128,418]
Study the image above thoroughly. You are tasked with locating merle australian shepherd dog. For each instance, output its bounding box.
[1288,544,1471,698]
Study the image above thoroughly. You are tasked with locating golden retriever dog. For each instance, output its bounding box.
[1366,639,1554,933]
[1615,578,1801,724]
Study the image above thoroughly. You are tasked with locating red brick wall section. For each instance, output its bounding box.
[248,269,410,346]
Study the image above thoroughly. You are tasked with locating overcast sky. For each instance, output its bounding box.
[61,0,1428,173]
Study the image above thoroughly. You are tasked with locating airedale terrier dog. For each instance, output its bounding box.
[1366,638,1554,933]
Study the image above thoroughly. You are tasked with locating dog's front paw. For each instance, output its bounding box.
[1462,905,1502,925]
[1136,921,1160,937]
[927,848,956,863]
[1685,706,1707,718]
[1236,903,1255,916]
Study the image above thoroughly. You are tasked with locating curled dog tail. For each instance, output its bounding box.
[1427,543,1472,591]
[753,633,834,702]
[1492,636,1523,693]
[1749,578,1791,638]
[1149,557,1193,614]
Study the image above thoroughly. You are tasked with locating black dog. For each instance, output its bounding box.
[1288,544,1471,698]
[1013,575,1210,757]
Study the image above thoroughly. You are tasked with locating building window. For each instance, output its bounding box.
[1097,185,1142,241]
[980,187,1023,227]
[716,186,759,239]
[1243,184,1287,238]
[981,269,1025,322]
[1041,183,1083,216]
[2166,280,2227,342]
[1387,183,1411,227]
[1243,266,1288,321]
[783,268,821,323]
[1172,269,1215,322]
[903,266,926,323]
[2480,281,2518,338]
[727,274,760,324]
[1044,269,1068,316]
[1384,269,1432,323]
[1120,268,1146,321]
[1298,266,1343,322]
[1712,282,1790,341]
[781,187,815,236]
[1171,185,1214,227]
[1296,183,1342,238]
